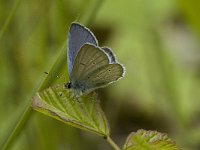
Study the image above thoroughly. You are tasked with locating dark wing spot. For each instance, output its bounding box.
[80,62,85,65]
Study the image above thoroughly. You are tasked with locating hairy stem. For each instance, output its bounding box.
[107,136,121,150]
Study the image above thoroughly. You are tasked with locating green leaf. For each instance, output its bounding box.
[123,129,180,150]
[32,84,110,137]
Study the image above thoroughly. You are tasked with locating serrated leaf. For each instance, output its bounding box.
[32,84,110,137]
[123,129,180,150]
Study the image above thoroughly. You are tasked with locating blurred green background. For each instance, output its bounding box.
[1,0,200,149]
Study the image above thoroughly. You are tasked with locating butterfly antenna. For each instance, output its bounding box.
[74,15,80,22]
[44,71,49,75]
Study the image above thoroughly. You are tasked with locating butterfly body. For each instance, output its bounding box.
[66,23,125,95]
[65,81,87,95]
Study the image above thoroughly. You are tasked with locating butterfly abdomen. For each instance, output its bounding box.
[69,80,90,92]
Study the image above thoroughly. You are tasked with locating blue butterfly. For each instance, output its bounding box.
[65,23,125,95]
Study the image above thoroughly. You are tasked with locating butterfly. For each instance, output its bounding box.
[65,22,125,95]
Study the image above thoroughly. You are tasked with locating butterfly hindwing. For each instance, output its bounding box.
[70,44,124,92]
[101,47,116,63]
[71,44,109,80]
[68,23,98,76]
[84,63,124,89]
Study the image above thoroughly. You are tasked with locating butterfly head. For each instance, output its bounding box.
[64,80,87,96]
[65,81,72,89]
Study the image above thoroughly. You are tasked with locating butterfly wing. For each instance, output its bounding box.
[71,44,109,81]
[101,47,116,63]
[71,44,124,92]
[68,23,98,77]
[83,63,124,91]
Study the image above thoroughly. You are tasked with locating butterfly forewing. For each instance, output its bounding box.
[71,44,109,80]
[68,23,98,76]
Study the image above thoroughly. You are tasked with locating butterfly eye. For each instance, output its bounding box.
[65,82,72,89]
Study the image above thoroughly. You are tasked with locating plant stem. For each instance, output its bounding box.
[107,136,121,150]
[80,0,105,25]
[1,0,104,149]
[2,104,32,150]
[38,43,67,91]
[0,0,22,41]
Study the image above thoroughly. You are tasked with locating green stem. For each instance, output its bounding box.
[1,0,104,149]
[39,43,67,91]
[80,0,105,25]
[0,0,22,41]
[107,136,121,150]
[2,105,32,150]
